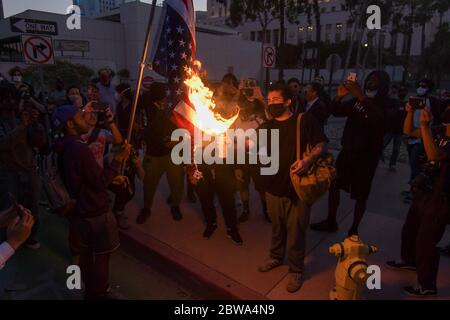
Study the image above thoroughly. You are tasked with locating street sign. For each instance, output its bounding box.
[54,40,90,52]
[21,35,55,65]
[142,76,154,89]
[326,54,342,73]
[10,17,58,36]
[263,45,276,68]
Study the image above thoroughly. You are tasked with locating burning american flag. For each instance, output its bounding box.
[151,0,238,136]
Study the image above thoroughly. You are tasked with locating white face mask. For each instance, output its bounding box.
[365,90,378,99]
[417,87,428,97]
[12,76,22,83]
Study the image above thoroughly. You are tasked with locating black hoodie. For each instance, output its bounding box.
[330,70,390,156]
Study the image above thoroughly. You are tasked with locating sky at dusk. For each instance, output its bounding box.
[2,0,207,17]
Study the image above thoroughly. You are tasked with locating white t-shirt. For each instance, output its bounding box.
[82,128,114,168]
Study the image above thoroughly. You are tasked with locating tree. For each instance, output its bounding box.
[22,59,94,91]
[422,23,450,88]
[220,0,280,84]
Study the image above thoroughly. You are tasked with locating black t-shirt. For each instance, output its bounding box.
[144,105,176,157]
[260,112,328,197]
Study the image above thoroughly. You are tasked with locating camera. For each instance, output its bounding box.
[92,101,109,126]
[241,79,257,97]
[409,97,426,110]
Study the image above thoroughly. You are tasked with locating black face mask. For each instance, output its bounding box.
[268,103,287,118]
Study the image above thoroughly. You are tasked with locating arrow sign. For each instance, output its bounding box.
[11,18,58,36]
[21,35,55,65]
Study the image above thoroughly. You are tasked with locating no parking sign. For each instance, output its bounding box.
[21,35,55,65]
[263,45,276,69]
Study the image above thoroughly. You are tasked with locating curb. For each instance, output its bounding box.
[119,227,268,300]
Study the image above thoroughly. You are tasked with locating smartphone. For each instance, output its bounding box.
[347,72,357,82]
[409,97,426,110]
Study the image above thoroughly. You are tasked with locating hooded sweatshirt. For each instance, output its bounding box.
[330,70,390,156]
[53,134,120,217]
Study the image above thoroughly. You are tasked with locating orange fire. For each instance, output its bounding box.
[184,61,238,136]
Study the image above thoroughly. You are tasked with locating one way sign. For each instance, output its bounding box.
[21,35,55,65]
[11,17,58,36]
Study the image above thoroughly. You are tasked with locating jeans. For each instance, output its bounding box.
[382,132,402,167]
[407,143,425,183]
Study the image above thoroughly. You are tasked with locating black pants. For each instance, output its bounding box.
[401,193,448,290]
[195,165,237,230]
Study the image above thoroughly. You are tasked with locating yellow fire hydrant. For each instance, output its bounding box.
[329,235,377,300]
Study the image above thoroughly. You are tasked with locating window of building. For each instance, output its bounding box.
[219,7,222,17]
[257,31,263,42]
[326,24,332,32]
[250,31,256,41]
[321,7,326,13]
[266,30,271,44]
[331,6,336,12]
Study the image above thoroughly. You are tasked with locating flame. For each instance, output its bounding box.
[184,62,238,136]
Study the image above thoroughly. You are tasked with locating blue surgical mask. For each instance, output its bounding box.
[365,90,378,99]
[417,87,428,97]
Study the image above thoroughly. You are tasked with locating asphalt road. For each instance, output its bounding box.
[1,210,202,300]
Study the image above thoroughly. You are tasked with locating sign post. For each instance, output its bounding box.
[21,35,55,65]
[11,18,58,35]
[263,45,276,93]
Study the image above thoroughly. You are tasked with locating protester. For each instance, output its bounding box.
[52,104,131,300]
[97,68,117,114]
[87,83,100,103]
[416,79,442,125]
[312,75,332,109]
[188,79,243,245]
[304,82,330,129]
[0,83,47,249]
[386,105,450,297]
[81,103,123,168]
[310,71,390,236]
[66,86,84,109]
[136,82,184,224]
[258,83,327,293]
[49,79,66,107]
[233,80,269,223]
[287,78,304,115]
[382,84,406,172]
[8,67,34,96]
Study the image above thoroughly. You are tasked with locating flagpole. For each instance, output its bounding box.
[126,0,158,145]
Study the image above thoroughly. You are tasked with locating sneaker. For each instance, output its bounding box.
[286,272,304,293]
[171,206,183,221]
[258,258,282,272]
[385,260,417,271]
[203,223,217,239]
[403,285,437,298]
[116,214,130,230]
[238,210,250,223]
[25,239,41,249]
[310,220,338,233]
[226,228,243,246]
[136,208,151,225]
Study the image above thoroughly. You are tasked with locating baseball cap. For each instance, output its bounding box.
[52,104,80,130]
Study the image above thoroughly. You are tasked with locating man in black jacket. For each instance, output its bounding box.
[304,82,330,129]
[52,105,131,299]
[311,71,390,236]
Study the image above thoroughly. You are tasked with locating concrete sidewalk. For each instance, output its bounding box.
[120,161,450,300]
